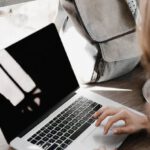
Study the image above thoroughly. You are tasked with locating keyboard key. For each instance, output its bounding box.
[60,136,66,141]
[47,144,58,150]
[56,119,62,124]
[70,123,91,140]
[49,120,54,124]
[76,123,82,127]
[51,130,57,135]
[53,117,58,121]
[55,127,61,131]
[91,102,98,108]
[89,110,95,115]
[27,137,32,142]
[56,139,63,144]
[59,116,65,121]
[66,117,72,122]
[73,111,79,116]
[53,135,59,140]
[88,118,95,124]
[82,116,90,122]
[60,143,68,149]
[63,113,69,117]
[56,147,63,150]
[62,120,68,124]
[45,123,50,128]
[70,114,75,118]
[48,126,54,130]
[78,112,85,118]
[31,139,37,144]
[31,134,36,138]
[36,130,41,135]
[57,132,63,136]
[72,126,78,131]
[64,133,70,137]
[61,128,67,133]
[47,133,53,138]
[93,104,102,111]
[43,129,50,134]
[43,137,49,142]
[68,129,74,134]
[42,142,51,149]
[35,136,41,141]
[65,125,71,130]
[37,140,45,147]
[57,114,62,118]
[68,122,74,126]
[79,120,85,124]
[72,119,78,124]
[85,113,92,118]
[49,138,55,143]
[59,124,64,128]
[75,116,81,121]
[52,123,58,127]
[64,139,72,145]
[39,132,46,137]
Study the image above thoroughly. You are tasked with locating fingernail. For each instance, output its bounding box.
[103,129,107,135]
[93,113,97,117]
[113,129,117,134]
[92,114,96,118]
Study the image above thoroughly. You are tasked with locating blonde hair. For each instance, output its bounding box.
[138,0,150,72]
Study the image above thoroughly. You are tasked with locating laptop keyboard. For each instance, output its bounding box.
[27,96,102,150]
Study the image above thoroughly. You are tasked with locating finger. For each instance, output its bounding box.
[93,107,108,118]
[95,108,120,127]
[104,112,125,134]
[113,126,133,134]
[145,103,150,120]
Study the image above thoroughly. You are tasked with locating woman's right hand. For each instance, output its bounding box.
[93,106,150,135]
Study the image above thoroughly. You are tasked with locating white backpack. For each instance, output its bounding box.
[55,0,141,83]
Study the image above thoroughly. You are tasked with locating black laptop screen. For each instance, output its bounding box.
[0,24,79,142]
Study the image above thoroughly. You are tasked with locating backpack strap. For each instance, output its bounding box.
[55,1,68,31]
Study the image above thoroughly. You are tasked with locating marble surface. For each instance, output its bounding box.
[0,0,58,50]
[0,0,59,149]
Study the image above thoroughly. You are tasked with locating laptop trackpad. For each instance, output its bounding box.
[82,126,127,150]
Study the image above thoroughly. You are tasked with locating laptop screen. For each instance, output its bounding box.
[0,24,79,142]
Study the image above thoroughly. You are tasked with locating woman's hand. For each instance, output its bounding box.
[93,106,149,135]
[145,103,150,133]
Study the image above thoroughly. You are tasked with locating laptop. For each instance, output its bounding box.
[0,23,129,150]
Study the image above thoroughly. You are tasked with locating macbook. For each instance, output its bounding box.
[0,23,130,150]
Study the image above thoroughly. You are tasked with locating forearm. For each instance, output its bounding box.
[145,118,150,133]
[139,115,150,133]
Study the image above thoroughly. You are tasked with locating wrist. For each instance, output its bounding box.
[141,115,150,132]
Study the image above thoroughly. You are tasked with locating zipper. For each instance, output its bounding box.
[91,44,105,82]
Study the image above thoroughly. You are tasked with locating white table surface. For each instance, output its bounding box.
[0,0,58,149]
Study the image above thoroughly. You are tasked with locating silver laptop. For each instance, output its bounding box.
[0,23,128,150]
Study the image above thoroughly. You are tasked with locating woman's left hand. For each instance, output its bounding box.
[93,106,149,135]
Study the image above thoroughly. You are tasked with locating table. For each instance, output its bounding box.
[90,64,150,150]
